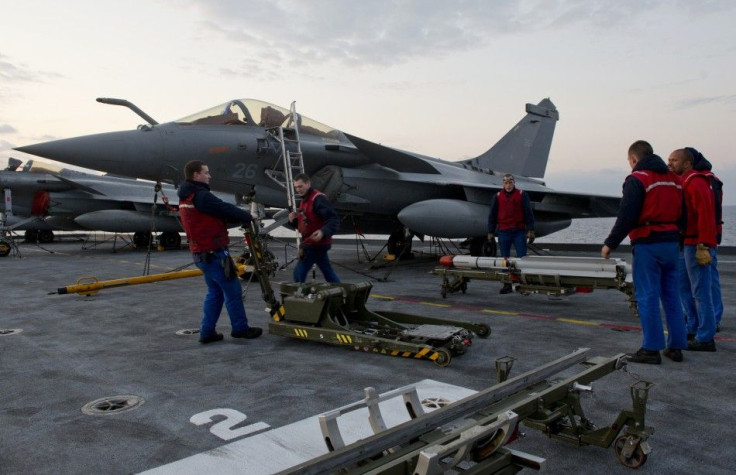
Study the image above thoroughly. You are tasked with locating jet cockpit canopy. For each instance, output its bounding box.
[174,99,345,142]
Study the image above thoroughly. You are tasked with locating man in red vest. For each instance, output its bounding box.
[668,148,718,351]
[178,160,262,344]
[288,173,341,283]
[602,140,687,364]
[487,173,535,294]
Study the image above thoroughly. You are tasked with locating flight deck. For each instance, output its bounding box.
[1,236,734,473]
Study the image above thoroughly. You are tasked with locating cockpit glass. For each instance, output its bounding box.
[174,99,344,142]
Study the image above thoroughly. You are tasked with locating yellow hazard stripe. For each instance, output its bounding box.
[414,348,431,359]
[336,334,353,344]
[271,305,286,321]
[294,328,308,338]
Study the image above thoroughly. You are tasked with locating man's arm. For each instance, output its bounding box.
[313,196,340,237]
[521,192,534,231]
[603,177,644,250]
[193,190,252,225]
[487,196,498,234]
[691,178,717,247]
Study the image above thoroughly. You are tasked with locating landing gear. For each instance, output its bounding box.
[469,237,496,257]
[23,229,54,243]
[0,238,11,257]
[158,231,181,250]
[387,227,413,260]
[133,231,152,249]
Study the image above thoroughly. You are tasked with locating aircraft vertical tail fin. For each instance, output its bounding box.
[461,98,559,178]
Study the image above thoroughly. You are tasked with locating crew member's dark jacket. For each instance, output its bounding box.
[487,188,534,233]
[289,187,340,246]
[604,154,682,249]
[177,180,252,252]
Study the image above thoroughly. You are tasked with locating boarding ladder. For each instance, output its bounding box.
[264,101,305,212]
[263,101,305,246]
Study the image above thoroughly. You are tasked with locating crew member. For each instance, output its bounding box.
[681,148,724,333]
[288,173,341,283]
[487,173,535,294]
[178,160,262,344]
[602,140,687,364]
[668,148,718,351]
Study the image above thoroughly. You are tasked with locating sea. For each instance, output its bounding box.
[535,205,736,246]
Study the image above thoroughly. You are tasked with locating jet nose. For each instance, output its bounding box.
[15,131,132,172]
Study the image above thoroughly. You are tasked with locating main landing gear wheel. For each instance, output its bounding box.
[158,231,181,250]
[37,230,54,243]
[476,323,491,338]
[613,435,648,469]
[0,239,11,257]
[433,348,452,367]
[133,231,152,248]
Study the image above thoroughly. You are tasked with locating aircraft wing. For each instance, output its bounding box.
[344,133,441,174]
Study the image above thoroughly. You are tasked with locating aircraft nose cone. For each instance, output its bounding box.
[15,132,131,172]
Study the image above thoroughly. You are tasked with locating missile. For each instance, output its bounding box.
[440,254,631,281]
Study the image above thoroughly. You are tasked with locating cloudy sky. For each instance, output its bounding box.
[2,0,735,203]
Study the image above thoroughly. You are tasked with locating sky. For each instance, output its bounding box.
[2,0,735,203]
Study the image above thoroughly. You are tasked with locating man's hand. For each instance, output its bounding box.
[696,243,712,266]
[526,230,535,244]
[601,245,612,259]
[487,232,494,242]
[288,211,297,221]
[309,229,324,242]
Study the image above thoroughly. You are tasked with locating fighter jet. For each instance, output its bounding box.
[15,97,620,255]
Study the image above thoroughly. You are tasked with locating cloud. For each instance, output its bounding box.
[0,53,62,83]
[0,124,18,134]
[187,0,694,69]
[674,95,736,110]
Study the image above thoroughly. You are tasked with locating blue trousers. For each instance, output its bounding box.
[632,242,687,351]
[194,250,250,338]
[497,229,527,258]
[293,245,341,283]
[679,251,723,328]
[680,245,717,342]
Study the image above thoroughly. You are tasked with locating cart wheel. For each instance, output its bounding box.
[433,348,452,367]
[460,281,467,293]
[614,435,648,469]
[441,286,447,299]
[0,239,11,257]
[475,324,491,338]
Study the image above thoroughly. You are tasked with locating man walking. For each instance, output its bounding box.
[288,173,341,283]
[178,160,262,344]
[602,140,687,364]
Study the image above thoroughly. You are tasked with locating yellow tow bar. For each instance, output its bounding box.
[54,264,252,296]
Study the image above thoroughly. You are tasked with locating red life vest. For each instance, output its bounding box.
[627,170,682,242]
[496,189,526,231]
[681,170,717,247]
[179,192,230,252]
[298,189,332,246]
[698,170,724,242]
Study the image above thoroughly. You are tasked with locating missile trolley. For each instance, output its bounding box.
[435,254,638,317]
[242,221,490,366]
[279,348,655,473]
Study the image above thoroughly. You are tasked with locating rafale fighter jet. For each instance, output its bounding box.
[16,97,620,255]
